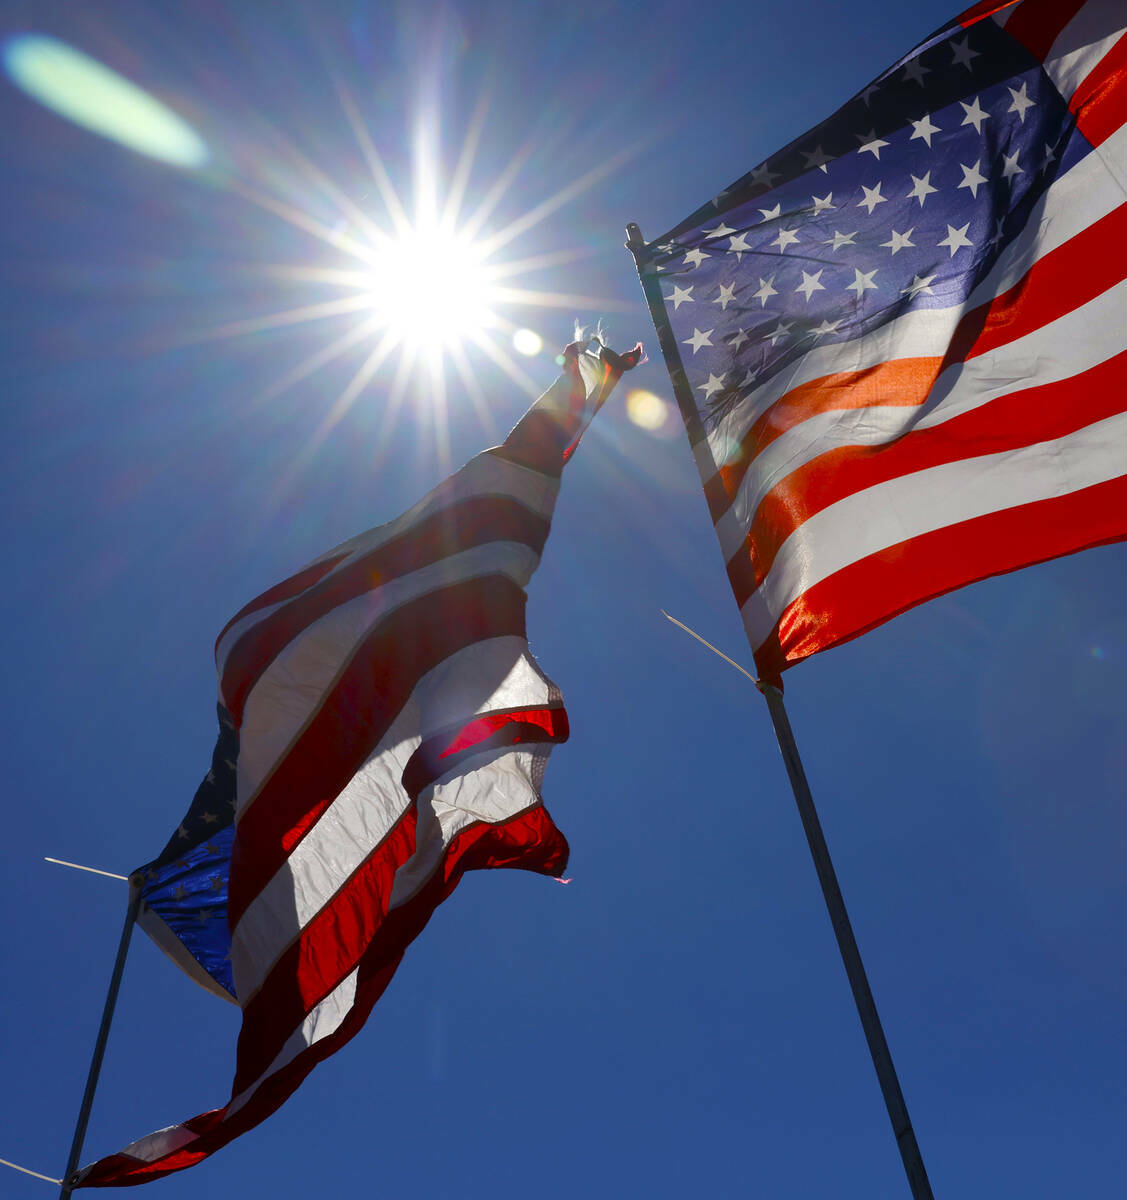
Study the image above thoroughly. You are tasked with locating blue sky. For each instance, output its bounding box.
[2,1,1125,1197]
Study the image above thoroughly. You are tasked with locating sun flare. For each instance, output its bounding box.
[365,224,498,355]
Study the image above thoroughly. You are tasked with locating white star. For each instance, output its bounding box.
[173,884,188,900]
[666,285,694,310]
[1007,80,1036,123]
[728,233,752,258]
[802,144,833,173]
[714,283,736,309]
[902,58,930,86]
[209,875,223,891]
[795,269,826,301]
[857,182,888,214]
[759,202,782,222]
[197,909,214,926]
[1040,140,1058,173]
[857,129,890,159]
[846,267,878,296]
[765,320,793,345]
[771,227,800,251]
[881,227,916,254]
[698,372,727,399]
[737,367,758,388]
[907,171,938,206]
[810,192,834,214]
[684,328,714,353]
[728,329,751,350]
[909,113,941,147]
[683,248,709,268]
[205,841,220,855]
[749,163,779,189]
[811,318,843,337]
[703,222,736,239]
[177,824,189,840]
[959,95,990,134]
[858,82,880,106]
[201,811,219,824]
[987,217,1007,250]
[902,273,937,298]
[938,222,973,256]
[824,229,857,251]
[205,768,216,783]
[752,276,778,305]
[1001,150,1024,181]
[957,159,988,198]
[950,35,980,71]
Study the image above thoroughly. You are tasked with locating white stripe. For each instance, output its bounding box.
[713,276,1127,560]
[226,967,360,1121]
[215,450,559,671]
[115,1122,199,1166]
[389,745,549,907]
[231,640,556,1000]
[743,407,1127,646]
[235,540,542,810]
[1042,0,1124,104]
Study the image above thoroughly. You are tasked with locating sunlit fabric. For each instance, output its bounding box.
[640,0,1127,681]
[2,34,207,167]
[71,335,641,1189]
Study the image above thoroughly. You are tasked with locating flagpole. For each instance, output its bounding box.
[59,878,142,1198]
[625,224,935,1200]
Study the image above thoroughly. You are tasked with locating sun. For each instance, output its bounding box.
[365,222,499,356]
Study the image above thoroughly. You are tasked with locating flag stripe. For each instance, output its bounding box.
[753,469,1127,676]
[1068,26,1127,146]
[1004,0,1088,62]
[735,346,1127,605]
[743,405,1127,647]
[220,490,554,724]
[1041,1,1125,106]
[228,574,528,928]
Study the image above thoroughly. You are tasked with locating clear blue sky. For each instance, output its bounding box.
[2,2,1125,1197]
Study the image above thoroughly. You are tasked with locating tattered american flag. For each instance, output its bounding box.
[72,334,641,1188]
[639,0,1127,680]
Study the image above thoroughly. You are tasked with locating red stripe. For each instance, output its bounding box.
[401,705,569,802]
[714,358,944,510]
[957,0,1021,30]
[754,470,1127,679]
[72,806,567,1189]
[232,805,417,1092]
[1003,0,1086,61]
[947,198,1127,365]
[1069,26,1127,147]
[733,347,1127,606]
[215,554,346,654]
[220,494,550,726]
[228,575,528,928]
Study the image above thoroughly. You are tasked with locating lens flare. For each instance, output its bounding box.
[512,328,543,357]
[626,388,671,432]
[3,34,207,168]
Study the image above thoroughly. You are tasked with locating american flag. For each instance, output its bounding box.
[72,334,641,1188]
[640,0,1127,680]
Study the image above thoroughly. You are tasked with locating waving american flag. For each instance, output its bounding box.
[639,0,1127,680]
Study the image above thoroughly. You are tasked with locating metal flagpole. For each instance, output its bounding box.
[626,224,935,1200]
[59,877,143,1198]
